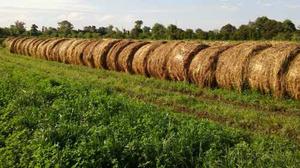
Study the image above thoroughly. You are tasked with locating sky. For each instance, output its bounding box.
[0,0,299,31]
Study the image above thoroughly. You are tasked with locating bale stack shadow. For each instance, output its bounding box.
[4,37,300,100]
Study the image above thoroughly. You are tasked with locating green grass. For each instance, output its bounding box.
[0,48,300,167]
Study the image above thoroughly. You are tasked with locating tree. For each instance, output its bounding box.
[195,29,208,40]
[220,24,237,40]
[166,24,180,40]
[184,29,195,39]
[57,20,74,36]
[130,20,143,38]
[30,24,39,36]
[282,19,296,32]
[151,23,167,39]
[83,26,97,33]
[10,20,26,35]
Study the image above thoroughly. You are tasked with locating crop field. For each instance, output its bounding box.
[0,38,300,167]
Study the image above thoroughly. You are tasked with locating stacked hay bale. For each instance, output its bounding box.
[215,42,271,91]
[26,38,40,56]
[36,39,53,59]
[50,39,71,62]
[167,42,208,81]
[188,45,235,88]
[82,40,103,67]
[65,39,86,64]
[247,44,300,98]
[132,41,165,76]
[117,41,149,73]
[8,37,22,52]
[45,39,67,60]
[147,41,183,80]
[15,37,30,54]
[106,40,133,71]
[73,40,96,65]
[21,38,36,55]
[58,39,78,63]
[93,39,120,69]
[285,53,300,99]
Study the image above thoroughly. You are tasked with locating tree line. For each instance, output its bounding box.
[0,16,300,41]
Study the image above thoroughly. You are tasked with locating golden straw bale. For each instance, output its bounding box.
[147,41,183,80]
[247,44,300,97]
[285,53,300,99]
[215,42,271,91]
[73,40,96,65]
[65,39,86,64]
[132,41,165,76]
[167,42,208,81]
[50,39,72,62]
[106,40,133,71]
[117,41,149,73]
[82,40,103,67]
[188,45,235,88]
[45,38,67,60]
[58,39,78,63]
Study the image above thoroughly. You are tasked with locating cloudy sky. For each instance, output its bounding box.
[0,0,299,31]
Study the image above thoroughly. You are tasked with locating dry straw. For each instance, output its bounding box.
[93,39,121,69]
[247,43,300,98]
[36,39,54,59]
[65,39,86,64]
[73,40,96,65]
[82,40,103,67]
[132,41,165,76]
[117,41,149,73]
[51,39,72,62]
[285,53,300,99]
[27,38,41,56]
[147,41,183,80]
[58,39,78,63]
[8,37,22,52]
[15,37,30,54]
[45,39,68,60]
[167,42,208,81]
[188,44,235,88]
[106,40,133,71]
[215,42,271,91]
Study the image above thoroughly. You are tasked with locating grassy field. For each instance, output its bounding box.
[0,47,300,167]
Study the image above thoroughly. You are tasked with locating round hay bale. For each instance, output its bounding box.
[25,38,40,56]
[106,40,133,71]
[215,42,271,91]
[45,38,67,60]
[33,39,51,58]
[7,37,21,52]
[248,44,300,97]
[22,38,38,56]
[58,39,78,63]
[147,41,183,80]
[28,39,44,57]
[285,53,300,99]
[82,40,103,67]
[132,41,165,76]
[51,39,72,62]
[247,44,300,97]
[65,39,86,64]
[117,41,149,73]
[188,45,235,88]
[73,40,96,65]
[36,38,55,59]
[3,37,14,48]
[19,38,33,55]
[15,37,30,54]
[167,42,208,81]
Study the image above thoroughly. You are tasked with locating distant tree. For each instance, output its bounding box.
[282,20,296,32]
[167,24,180,40]
[151,23,167,39]
[220,24,237,40]
[29,24,39,36]
[130,20,143,38]
[83,26,97,33]
[10,20,26,36]
[98,27,107,36]
[141,26,151,39]
[57,20,74,36]
[195,29,208,40]
[184,29,196,39]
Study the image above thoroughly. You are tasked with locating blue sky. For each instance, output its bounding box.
[0,0,299,31]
